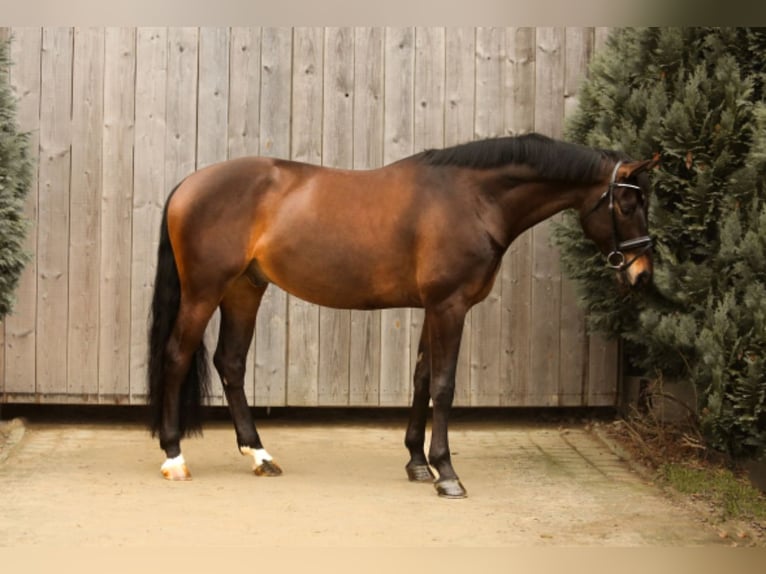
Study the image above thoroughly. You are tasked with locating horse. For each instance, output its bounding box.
[147,132,658,498]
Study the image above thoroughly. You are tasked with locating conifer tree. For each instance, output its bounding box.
[555,28,766,459]
[0,37,32,320]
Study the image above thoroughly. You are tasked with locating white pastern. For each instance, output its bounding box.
[161,453,186,472]
[240,446,273,468]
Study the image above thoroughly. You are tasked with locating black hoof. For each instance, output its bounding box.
[435,478,467,499]
[406,464,436,482]
[254,460,283,477]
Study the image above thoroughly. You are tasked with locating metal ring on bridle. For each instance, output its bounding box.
[607,251,626,269]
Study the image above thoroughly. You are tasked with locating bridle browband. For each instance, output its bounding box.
[584,161,653,271]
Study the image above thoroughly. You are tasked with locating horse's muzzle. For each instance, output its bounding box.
[623,254,653,288]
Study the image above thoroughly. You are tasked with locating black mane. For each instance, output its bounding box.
[414,133,626,184]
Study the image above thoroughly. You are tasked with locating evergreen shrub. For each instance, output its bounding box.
[0,37,32,320]
[555,28,766,460]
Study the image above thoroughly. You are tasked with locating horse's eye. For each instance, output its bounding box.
[617,188,639,216]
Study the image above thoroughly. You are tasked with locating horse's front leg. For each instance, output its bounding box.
[404,315,436,482]
[425,301,467,498]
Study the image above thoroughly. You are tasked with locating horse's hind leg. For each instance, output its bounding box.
[213,278,282,477]
[404,316,436,482]
[160,298,218,480]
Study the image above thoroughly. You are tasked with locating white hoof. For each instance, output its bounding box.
[161,454,192,481]
[240,447,283,476]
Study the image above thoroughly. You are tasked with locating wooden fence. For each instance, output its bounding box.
[0,26,619,408]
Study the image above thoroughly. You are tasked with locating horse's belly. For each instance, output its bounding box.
[254,242,420,310]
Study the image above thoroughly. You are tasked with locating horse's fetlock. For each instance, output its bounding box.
[405,431,425,453]
[428,446,450,468]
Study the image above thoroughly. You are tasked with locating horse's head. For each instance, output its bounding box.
[579,157,659,288]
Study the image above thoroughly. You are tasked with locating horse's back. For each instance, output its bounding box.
[246,160,429,307]
[166,155,494,310]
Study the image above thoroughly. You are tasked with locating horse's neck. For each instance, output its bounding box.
[511,182,585,235]
[478,175,588,249]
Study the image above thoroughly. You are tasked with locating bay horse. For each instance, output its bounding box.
[148,132,658,498]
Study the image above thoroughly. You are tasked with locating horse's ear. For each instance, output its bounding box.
[618,155,661,179]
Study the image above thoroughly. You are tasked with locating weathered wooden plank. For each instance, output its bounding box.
[228,27,262,405]
[444,27,476,407]
[444,28,475,148]
[67,27,104,401]
[530,26,566,406]
[414,27,445,154]
[197,26,230,406]
[412,26,445,406]
[563,28,594,121]
[594,27,611,53]
[588,336,620,406]
[380,27,414,406]
[500,27,536,406]
[470,27,505,406]
[287,27,323,406]
[197,27,229,169]
[99,28,135,402]
[4,28,41,398]
[255,27,292,407]
[36,27,73,397]
[164,28,198,189]
[228,28,261,159]
[130,27,167,403]
[349,27,383,406]
[558,27,594,406]
[318,27,354,406]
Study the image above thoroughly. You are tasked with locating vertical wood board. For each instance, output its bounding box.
[130,27,168,401]
[68,27,104,400]
[4,28,42,397]
[36,27,73,397]
[99,27,136,401]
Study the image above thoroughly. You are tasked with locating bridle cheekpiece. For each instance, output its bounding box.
[585,161,653,271]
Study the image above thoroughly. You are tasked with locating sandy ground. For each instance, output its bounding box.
[0,412,730,547]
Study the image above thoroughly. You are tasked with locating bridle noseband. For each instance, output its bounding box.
[585,161,653,271]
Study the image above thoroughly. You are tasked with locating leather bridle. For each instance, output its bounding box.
[584,161,653,271]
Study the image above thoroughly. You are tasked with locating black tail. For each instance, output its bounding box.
[148,184,210,438]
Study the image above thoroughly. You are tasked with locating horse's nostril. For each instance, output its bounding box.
[634,270,651,287]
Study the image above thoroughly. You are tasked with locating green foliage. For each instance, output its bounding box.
[660,463,766,523]
[0,37,32,319]
[555,28,766,460]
